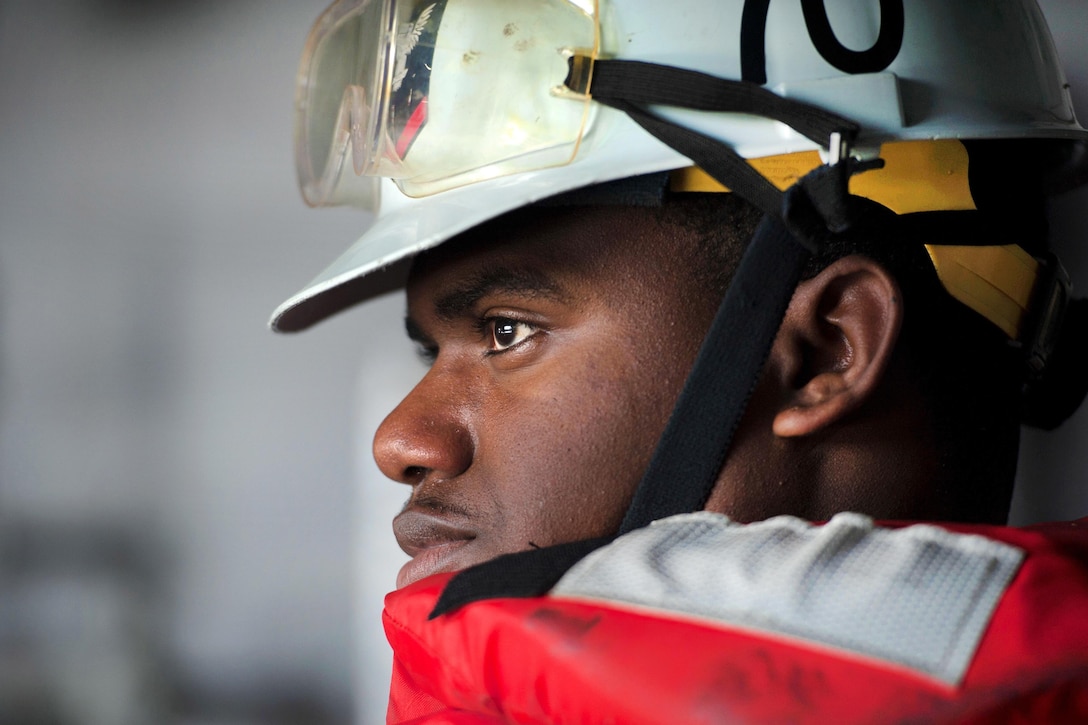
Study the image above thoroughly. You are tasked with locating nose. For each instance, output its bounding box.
[373,371,474,485]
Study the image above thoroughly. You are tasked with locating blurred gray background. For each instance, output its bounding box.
[1,1,1086,724]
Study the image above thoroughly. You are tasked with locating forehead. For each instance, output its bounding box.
[406,204,689,305]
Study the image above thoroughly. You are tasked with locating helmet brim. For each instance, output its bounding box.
[270,107,689,331]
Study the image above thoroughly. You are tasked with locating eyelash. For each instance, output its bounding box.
[416,344,439,366]
[415,316,541,365]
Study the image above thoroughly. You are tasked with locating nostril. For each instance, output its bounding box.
[373,383,476,483]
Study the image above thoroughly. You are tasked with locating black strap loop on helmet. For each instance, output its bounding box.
[610,98,785,216]
[585,57,862,220]
[587,59,860,147]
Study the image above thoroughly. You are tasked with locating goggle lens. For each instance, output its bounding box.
[296,0,599,209]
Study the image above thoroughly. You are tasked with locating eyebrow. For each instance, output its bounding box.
[431,265,566,321]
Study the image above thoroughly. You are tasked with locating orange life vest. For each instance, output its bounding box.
[384,518,1088,724]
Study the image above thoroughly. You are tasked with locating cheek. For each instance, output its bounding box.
[479,333,687,544]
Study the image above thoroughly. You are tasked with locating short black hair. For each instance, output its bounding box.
[821,205,1028,522]
[655,186,1034,523]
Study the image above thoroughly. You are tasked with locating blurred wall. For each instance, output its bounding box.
[1012,0,1088,525]
[0,1,383,722]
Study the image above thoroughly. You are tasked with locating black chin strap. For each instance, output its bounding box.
[588,59,877,532]
[431,59,877,618]
[619,212,810,532]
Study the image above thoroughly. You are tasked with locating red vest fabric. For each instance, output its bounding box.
[383,519,1088,724]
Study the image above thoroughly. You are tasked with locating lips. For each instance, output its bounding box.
[393,508,477,589]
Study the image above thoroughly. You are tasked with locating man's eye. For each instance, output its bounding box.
[487,317,536,352]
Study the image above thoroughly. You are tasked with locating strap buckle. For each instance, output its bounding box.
[828,131,850,167]
[1022,252,1072,379]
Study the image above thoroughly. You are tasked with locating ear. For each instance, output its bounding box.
[771,255,903,438]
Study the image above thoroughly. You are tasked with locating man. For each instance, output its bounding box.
[275,0,1088,721]
[376,186,1035,588]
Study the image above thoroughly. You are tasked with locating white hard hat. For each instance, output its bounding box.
[271,0,1088,332]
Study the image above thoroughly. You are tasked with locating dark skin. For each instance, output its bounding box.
[374,204,946,588]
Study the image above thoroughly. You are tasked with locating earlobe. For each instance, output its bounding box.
[771,255,903,438]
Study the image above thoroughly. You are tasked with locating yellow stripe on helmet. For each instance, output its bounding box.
[670,139,976,214]
[670,139,1040,341]
[924,244,1039,340]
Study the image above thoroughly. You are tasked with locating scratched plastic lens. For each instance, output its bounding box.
[296,0,599,208]
[381,0,599,197]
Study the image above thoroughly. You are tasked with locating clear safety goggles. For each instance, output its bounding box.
[296,0,600,208]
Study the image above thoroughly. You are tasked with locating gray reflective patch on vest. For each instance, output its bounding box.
[552,512,1024,685]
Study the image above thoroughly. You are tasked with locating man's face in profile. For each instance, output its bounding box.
[374,204,724,588]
